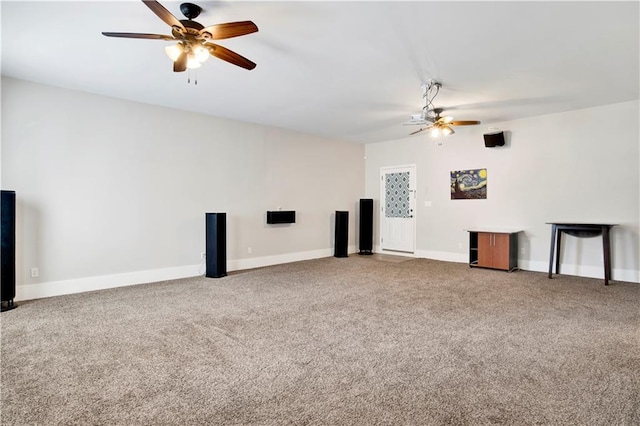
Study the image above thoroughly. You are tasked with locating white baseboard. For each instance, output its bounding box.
[374,245,417,258]
[519,260,639,283]
[228,247,349,271]
[15,264,202,302]
[412,252,639,283]
[15,246,637,301]
[414,250,468,264]
[15,246,357,302]
[379,248,639,283]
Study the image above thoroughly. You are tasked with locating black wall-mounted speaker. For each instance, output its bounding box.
[358,199,373,255]
[267,210,296,224]
[1,190,17,311]
[334,211,349,258]
[205,212,227,278]
[484,131,505,147]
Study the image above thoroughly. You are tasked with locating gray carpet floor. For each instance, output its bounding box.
[1,256,639,425]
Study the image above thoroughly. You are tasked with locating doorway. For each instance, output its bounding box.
[380,165,416,253]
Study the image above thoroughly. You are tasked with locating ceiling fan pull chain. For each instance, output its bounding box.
[185,69,197,85]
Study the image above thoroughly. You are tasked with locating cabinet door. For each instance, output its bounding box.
[477,233,493,267]
[492,233,511,270]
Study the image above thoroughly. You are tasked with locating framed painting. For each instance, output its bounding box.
[451,168,487,199]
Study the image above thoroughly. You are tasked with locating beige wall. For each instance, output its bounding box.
[366,100,640,282]
[1,77,365,299]
[3,76,638,300]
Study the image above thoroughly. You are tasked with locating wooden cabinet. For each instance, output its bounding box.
[468,230,520,272]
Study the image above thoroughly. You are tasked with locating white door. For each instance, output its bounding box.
[380,165,416,253]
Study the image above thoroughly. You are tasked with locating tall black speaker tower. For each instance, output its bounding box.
[334,211,349,258]
[205,213,227,278]
[358,199,373,255]
[1,190,17,311]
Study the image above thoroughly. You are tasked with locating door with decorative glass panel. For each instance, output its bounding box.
[380,165,416,253]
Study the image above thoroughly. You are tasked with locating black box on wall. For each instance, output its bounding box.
[267,211,296,224]
[484,131,505,147]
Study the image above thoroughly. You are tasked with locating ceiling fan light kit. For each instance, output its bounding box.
[164,43,208,69]
[102,0,258,78]
[406,80,481,139]
[432,126,454,137]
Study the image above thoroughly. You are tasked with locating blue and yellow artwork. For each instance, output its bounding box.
[450,168,487,199]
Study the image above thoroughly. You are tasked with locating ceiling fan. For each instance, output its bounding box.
[102,0,258,72]
[405,81,481,136]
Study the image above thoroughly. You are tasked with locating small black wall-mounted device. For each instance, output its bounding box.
[267,211,296,224]
[484,131,505,147]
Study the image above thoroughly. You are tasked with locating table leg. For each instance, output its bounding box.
[548,224,557,278]
[602,226,611,285]
[555,229,562,275]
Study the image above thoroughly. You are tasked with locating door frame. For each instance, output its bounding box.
[379,164,417,255]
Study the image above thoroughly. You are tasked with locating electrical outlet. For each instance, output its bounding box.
[248,247,252,254]
[520,247,525,255]
[201,252,206,259]
[31,267,39,278]
[457,242,463,250]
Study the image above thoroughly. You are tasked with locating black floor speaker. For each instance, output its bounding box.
[205,212,227,278]
[358,199,373,255]
[334,211,349,258]
[1,190,17,311]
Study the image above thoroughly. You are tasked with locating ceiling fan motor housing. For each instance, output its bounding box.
[180,3,202,20]
[178,20,204,32]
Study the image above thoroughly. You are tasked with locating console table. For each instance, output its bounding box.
[547,223,617,285]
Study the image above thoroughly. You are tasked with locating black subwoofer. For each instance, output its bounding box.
[334,211,349,258]
[1,190,17,311]
[358,199,373,255]
[205,212,227,278]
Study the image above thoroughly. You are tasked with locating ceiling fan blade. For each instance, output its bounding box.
[205,43,256,70]
[173,51,187,72]
[102,32,175,40]
[200,21,259,40]
[450,120,482,126]
[142,0,186,32]
[410,126,432,136]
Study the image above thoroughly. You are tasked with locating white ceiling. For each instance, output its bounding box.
[2,1,639,144]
